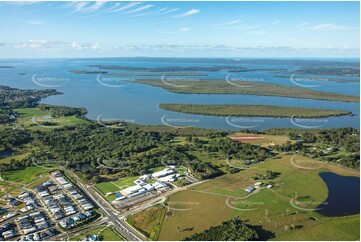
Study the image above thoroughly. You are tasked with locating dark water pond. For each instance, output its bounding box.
[317,172,360,217]
[0,149,14,159]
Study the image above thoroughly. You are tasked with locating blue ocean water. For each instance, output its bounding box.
[0,58,359,130]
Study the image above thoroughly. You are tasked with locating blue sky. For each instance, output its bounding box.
[0,1,359,58]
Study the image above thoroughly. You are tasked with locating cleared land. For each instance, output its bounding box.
[228,133,295,147]
[14,108,88,131]
[126,79,359,102]
[159,104,352,118]
[155,154,359,241]
[70,225,125,241]
[230,136,266,143]
[1,165,57,184]
[127,205,166,241]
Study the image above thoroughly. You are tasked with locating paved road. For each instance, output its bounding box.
[65,170,146,241]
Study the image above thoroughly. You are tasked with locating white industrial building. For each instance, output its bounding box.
[151,168,175,178]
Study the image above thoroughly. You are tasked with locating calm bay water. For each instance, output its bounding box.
[0,58,359,130]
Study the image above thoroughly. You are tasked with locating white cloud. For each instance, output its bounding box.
[9,1,38,6]
[104,2,121,12]
[70,42,99,51]
[106,2,141,13]
[310,23,347,31]
[125,4,154,14]
[67,2,91,13]
[217,19,242,27]
[14,40,67,49]
[82,1,107,12]
[173,9,200,18]
[11,40,99,51]
[179,27,191,32]
[135,7,179,17]
[226,20,279,30]
[152,8,179,16]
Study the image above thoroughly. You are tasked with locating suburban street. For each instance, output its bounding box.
[65,170,146,241]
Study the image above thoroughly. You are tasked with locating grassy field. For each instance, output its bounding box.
[0,152,31,164]
[14,108,88,130]
[96,182,121,195]
[71,225,125,241]
[156,154,359,241]
[1,166,56,184]
[114,176,139,187]
[127,205,167,240]
[128,79,359,102]
[159,104,352,118]
[170,136,210,146]
[96,176,139,198]
[0,181,21,197]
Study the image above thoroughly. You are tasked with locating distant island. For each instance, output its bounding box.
[125,79,360,103]
[289,67,360,77]
[159,104,352,118]
[274,75,360,83]
[70,70,208,76]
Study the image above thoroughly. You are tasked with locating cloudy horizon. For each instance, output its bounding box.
[0,1,359,58]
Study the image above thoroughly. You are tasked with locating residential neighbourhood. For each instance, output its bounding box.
[0,170,98,241]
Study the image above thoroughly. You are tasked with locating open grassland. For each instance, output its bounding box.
[96,176,139,200]
[127,205,167,241]
[0,151,31,164]
[14,108,88,131]
[0,181,21,197]
[170,136,211,146]
[96,181,121,195]
[128,79,359,102]
[114,176,139,188]
[157,154,359,241]
[71,225,125,241]
[159,104,352,118]
[1,165,57,184]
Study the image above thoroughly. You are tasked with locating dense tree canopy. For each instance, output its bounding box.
[183,217,260,241]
